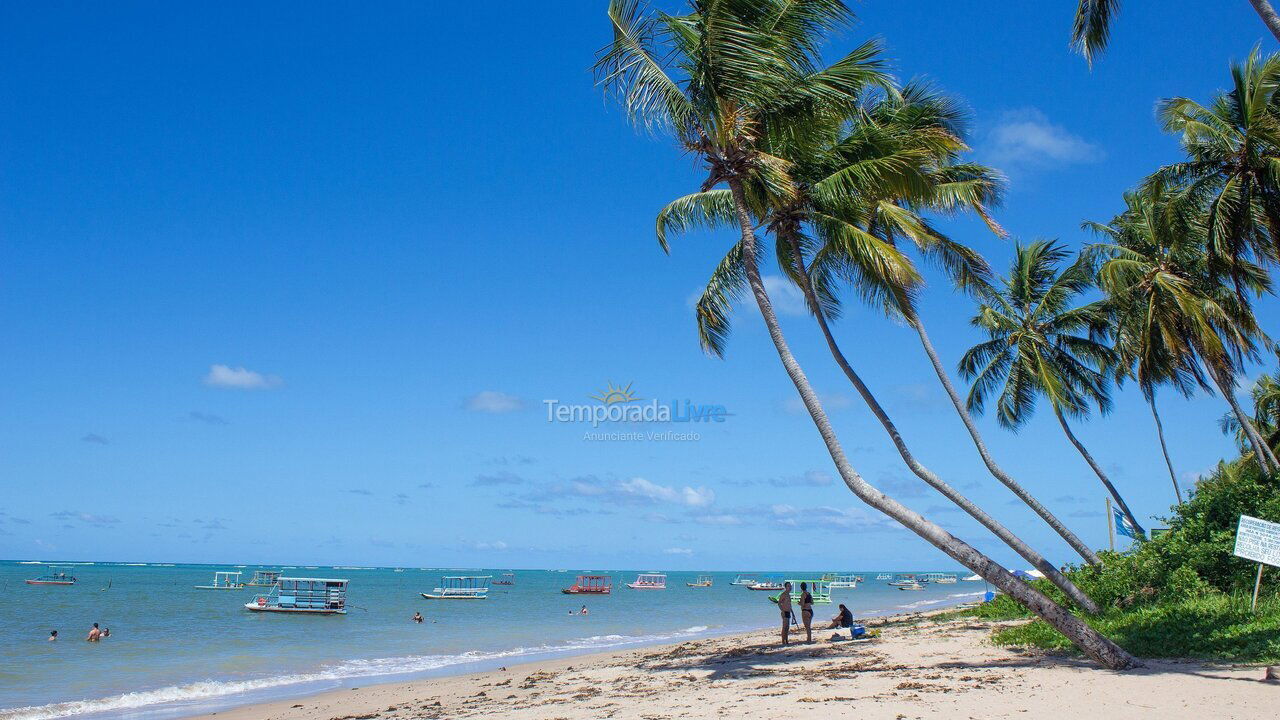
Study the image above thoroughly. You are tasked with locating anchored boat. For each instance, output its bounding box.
[875,573,892,581]
[625,573,666,590]
[887,574,921,587]
[421,575,490,600]
[246,577,348,614]
[492,572,516,586]
[921,572,957,584]
[245,570,281,587]
[823,573,860,588]
[769,579,832,605]
[748,579,784,591]
[195,571,245,589]
[563,574,612,594]
[687,575,713,588]
[897,582,925,591]
[25,569,77,586]
[730,573,759,586]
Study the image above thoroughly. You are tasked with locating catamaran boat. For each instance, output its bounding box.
[875,573,892,581]
[748,579,785,591]
[687,575,713,588]
[245,570,281,587]
[562,574,612,594]
[769,579,833,604]
[897,582,925,591]
[626,573,667,590]
[730,573,759,586]
[195,571,245,589]
[421,575,491,600]
[492,572,516,586]
[25,569,77,586]
[887,574,921,587]
[824,573,860,588]
[246,577,348,614]
[921,573,957,584]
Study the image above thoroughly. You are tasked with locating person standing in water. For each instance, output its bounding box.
[86,623,100,642]
[48,630,57,642]
[777,581,793,646]
[412,612,424,624]
[798,582,814,643]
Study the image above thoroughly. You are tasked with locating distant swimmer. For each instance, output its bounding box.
[86,623,100,642]
[48,630,57,642]
[580,605,588,616]
[412,612,424,624]
[101,628,110,639]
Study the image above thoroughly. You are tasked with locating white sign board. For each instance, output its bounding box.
[1233,515,1280,568]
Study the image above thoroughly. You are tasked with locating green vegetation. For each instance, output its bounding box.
[970,456,1280,662]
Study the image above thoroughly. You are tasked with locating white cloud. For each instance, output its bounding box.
[619,477,715,507]
[472,540,508,551]
[693,513,744,526]
[783,391,856,414]
[465,390,525,413]
[762,275,809,316]
[663,547,693,555]
[203,364,281,390]
[985,108,1102,169]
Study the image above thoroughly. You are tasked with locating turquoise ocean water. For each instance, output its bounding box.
[0,561,984,720]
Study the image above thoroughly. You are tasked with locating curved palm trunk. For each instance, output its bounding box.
[1211,371,1280,475]
[1052,406,1146,537]
[1249,0,1280,42]
[904,309,1102,566]
[726,178,1135,669]
[782,232,1099,613]
[1147,395,1182,504]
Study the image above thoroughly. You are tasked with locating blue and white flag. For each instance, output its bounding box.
[1113,507,1139,539]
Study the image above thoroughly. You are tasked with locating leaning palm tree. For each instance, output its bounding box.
[1072,1,1280,64]
[596,0,1134,668]
[1086,181,1279,487]
[1221,369,1280,453]
[960,240,1146,537]
[656,86,1100,612]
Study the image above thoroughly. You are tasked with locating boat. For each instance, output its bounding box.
[246,577,348,614]
[625,573,667,590]
[824,573,860,588]
[246,570,282,587]
[887,574,920,587]
[962,574,984,581]
[687,575,713,588]
[421,575,490,600]
[562,574,612,594]
[492,572,516,586]
[875,573,892,581]
[921,572,957,584]
[195,571,245,589]
[25,569,77,586]
[769,579,833,604]
[897,582,925,591]
[748,579,784,591]
[730,573,759,586]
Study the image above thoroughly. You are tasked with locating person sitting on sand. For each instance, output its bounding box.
[777,581,793,646]
[48,630,57,642]
[412,612,424,624]
[86,623,100,642]
[580,605,588,616]
[799,582,814,643]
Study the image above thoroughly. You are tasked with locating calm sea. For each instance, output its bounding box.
[0,561,984,720]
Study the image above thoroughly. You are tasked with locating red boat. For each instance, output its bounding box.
[562,574,611,595]
[26,571,77,586]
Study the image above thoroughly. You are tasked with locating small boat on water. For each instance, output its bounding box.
[195,571,245,589]
[730,573,759,586]
[769,579,833,604]
[875,573,892,580]
[246,577,348,614]
[626,573,667,590]
[824,573,860,588]
[897,582,925,591]
[563,574,612,594]
[492,572,516,586]
[748,579,784,591]
[921,572,957,584]
[887,574,921,587]
[245,570,281,587]
[687,575,713,588]
[962,574,984,581]
[421,575,490,600]
[25,570,77,586]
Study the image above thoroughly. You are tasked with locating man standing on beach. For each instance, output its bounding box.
[777,581,793,646]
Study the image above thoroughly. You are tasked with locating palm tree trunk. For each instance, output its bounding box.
[781,232,1100,613]
[904,309,1102,566]
[1210,371,1280,474]
[1052,406,1146,537]
[1248,0,1280,42]
[1147,395,1182,503]
[725,178,1135,669]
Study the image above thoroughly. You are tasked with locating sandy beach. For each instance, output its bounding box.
[189,610,1277,720]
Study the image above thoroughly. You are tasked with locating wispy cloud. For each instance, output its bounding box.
[394,493,410,505]
[472,471,528,487]
[770,504,895,533]
[472,540,508,551]
[203,364,282,390]
[769,470,833,487]
[761,275,809,316]
[347,488,374,496]
[511,474,715,515]
[80,433,110,445]
[186,411,229,425]
[984,108,1102,170]
[782,391,855,414]
[663,547,693,555]
[50,511,120,526]
[464,391,525,413]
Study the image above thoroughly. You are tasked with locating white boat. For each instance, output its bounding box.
[824,573,860,588]
[626,573,666,590]
[246,577,348,614]
[887,574,920,587]
[921,573,957,584]
[962,574,984,581]
[246,570,281,587]
[875,573,892,581]
[421,575,490,599]
[748,580,784,591]
[731,573,759,586]
[195,571,244,589]
[897,582,925,591]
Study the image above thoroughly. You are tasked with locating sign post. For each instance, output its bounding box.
[1232,515,1280,613]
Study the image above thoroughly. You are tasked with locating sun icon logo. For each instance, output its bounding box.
[591,381,640,405]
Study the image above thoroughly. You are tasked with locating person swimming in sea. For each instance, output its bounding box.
[48,630,57,642]
[412,612,424,624]
[580,605,588,616]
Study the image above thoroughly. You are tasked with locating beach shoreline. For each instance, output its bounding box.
[179,605,1277,720]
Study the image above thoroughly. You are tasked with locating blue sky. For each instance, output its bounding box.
[2,1,1276,571]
